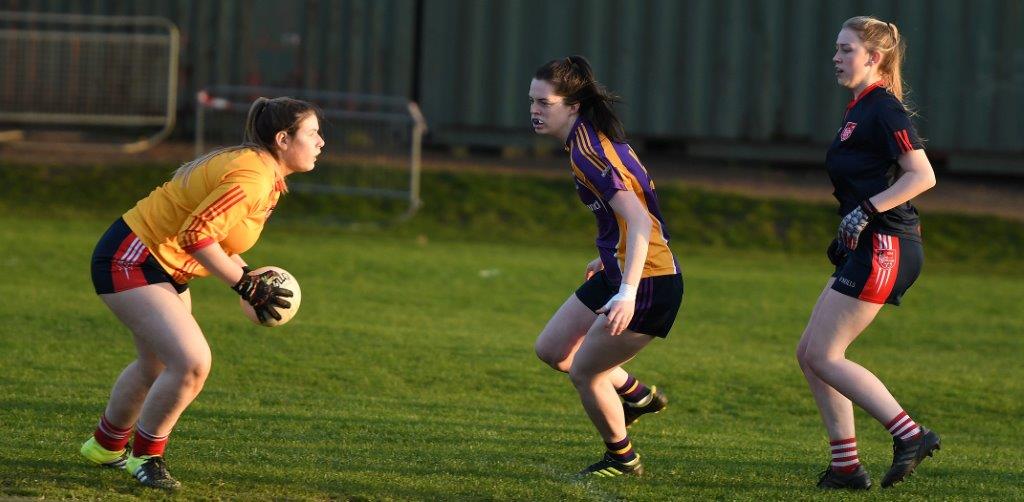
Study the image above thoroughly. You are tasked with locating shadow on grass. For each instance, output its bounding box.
[0,456,179,500]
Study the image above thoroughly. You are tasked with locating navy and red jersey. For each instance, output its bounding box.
[564,117,678,285]
[825,82,924,241]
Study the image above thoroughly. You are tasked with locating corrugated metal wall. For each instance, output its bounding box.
[2,0,1022,157]
[420,0,1024,155]
[0,0,415,112]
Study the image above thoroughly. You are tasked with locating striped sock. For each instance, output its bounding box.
[886,411,922,441]
[615,375,653,406]
[829,437,861,474]
[93,414,132,452]
[132,425,169,457]
[605,436,638,463]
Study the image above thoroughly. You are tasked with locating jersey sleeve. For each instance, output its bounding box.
[877,101,924,159]
[177,167,269,253]
[571,144,630,201]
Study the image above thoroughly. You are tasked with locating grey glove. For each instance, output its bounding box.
[838,200,878,250]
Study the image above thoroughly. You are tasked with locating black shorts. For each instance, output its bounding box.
[831,231,922,306]
[575,272,683,338]
[91,218,188,295]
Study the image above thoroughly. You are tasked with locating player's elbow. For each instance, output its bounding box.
[914,171,936,195]
[924,171,937,189]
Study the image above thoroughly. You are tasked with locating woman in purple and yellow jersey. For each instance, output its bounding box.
[797,17,940,491]
[530,56,683,478]
[79,97,324,490]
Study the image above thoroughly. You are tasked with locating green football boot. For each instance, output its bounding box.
[80,437,130,469]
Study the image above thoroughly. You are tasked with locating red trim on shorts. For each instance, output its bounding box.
[859,233,900,304]
[110,232,152,292]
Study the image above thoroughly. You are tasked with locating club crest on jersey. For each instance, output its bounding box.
[839,122,856,142]
[840,121,857,141]
[876,249,896,270]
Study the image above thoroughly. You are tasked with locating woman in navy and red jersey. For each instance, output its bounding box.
[79,97,323,490]
[796,17,940,490]
[530,56,683,478]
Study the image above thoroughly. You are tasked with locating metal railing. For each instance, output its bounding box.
[195,86,427,219]
[0,11,178,152]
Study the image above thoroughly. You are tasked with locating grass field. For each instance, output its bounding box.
[1,213,1022,501]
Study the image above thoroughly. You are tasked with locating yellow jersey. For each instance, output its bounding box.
[122,148,286,284]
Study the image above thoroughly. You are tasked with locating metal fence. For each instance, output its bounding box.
[0,10,178,152]
[196,85,426,219]
[3,0,1022,172]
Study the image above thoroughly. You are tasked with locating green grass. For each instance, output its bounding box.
[1,214,1022,500]
[2,161,1023,269]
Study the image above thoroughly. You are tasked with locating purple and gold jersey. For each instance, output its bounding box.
[565,117,678,285]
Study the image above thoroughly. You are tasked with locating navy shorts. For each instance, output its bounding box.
[831,231,922,306]
[575,272,683,338]
[91,218,188,295]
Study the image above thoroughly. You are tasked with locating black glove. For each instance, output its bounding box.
[837,199,878,250]
[827,238,848,266]
[232,269,293,323]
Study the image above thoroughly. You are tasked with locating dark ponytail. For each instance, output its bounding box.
[534,55,626,142]
[242,96,322,154]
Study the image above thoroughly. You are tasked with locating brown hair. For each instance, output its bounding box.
[175,97,322,182]
[843,16,908,102]
[534,55,626,142]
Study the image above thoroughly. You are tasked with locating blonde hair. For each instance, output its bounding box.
[843,16,908,102]
[174,97,321,183]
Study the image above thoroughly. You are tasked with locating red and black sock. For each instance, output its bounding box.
[605,436,638,463]
[93,414,132,452]
[615,374,652,406]
[829,437,861,474]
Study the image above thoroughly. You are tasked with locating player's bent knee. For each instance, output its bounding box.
[174,357,212,391]
[567,362,598,387]
[548,358,572,373]
[535,345,571,373]
[795,343,810,368]
[804,349,839,376]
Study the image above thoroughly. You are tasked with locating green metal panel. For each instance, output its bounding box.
[924,1,962,149]
[2,0,1021,157]
[418,0,1022,158]
[992,0,1022,150]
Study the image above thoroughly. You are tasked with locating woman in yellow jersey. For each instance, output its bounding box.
[530,56,683,478]
[79,97,324,490]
